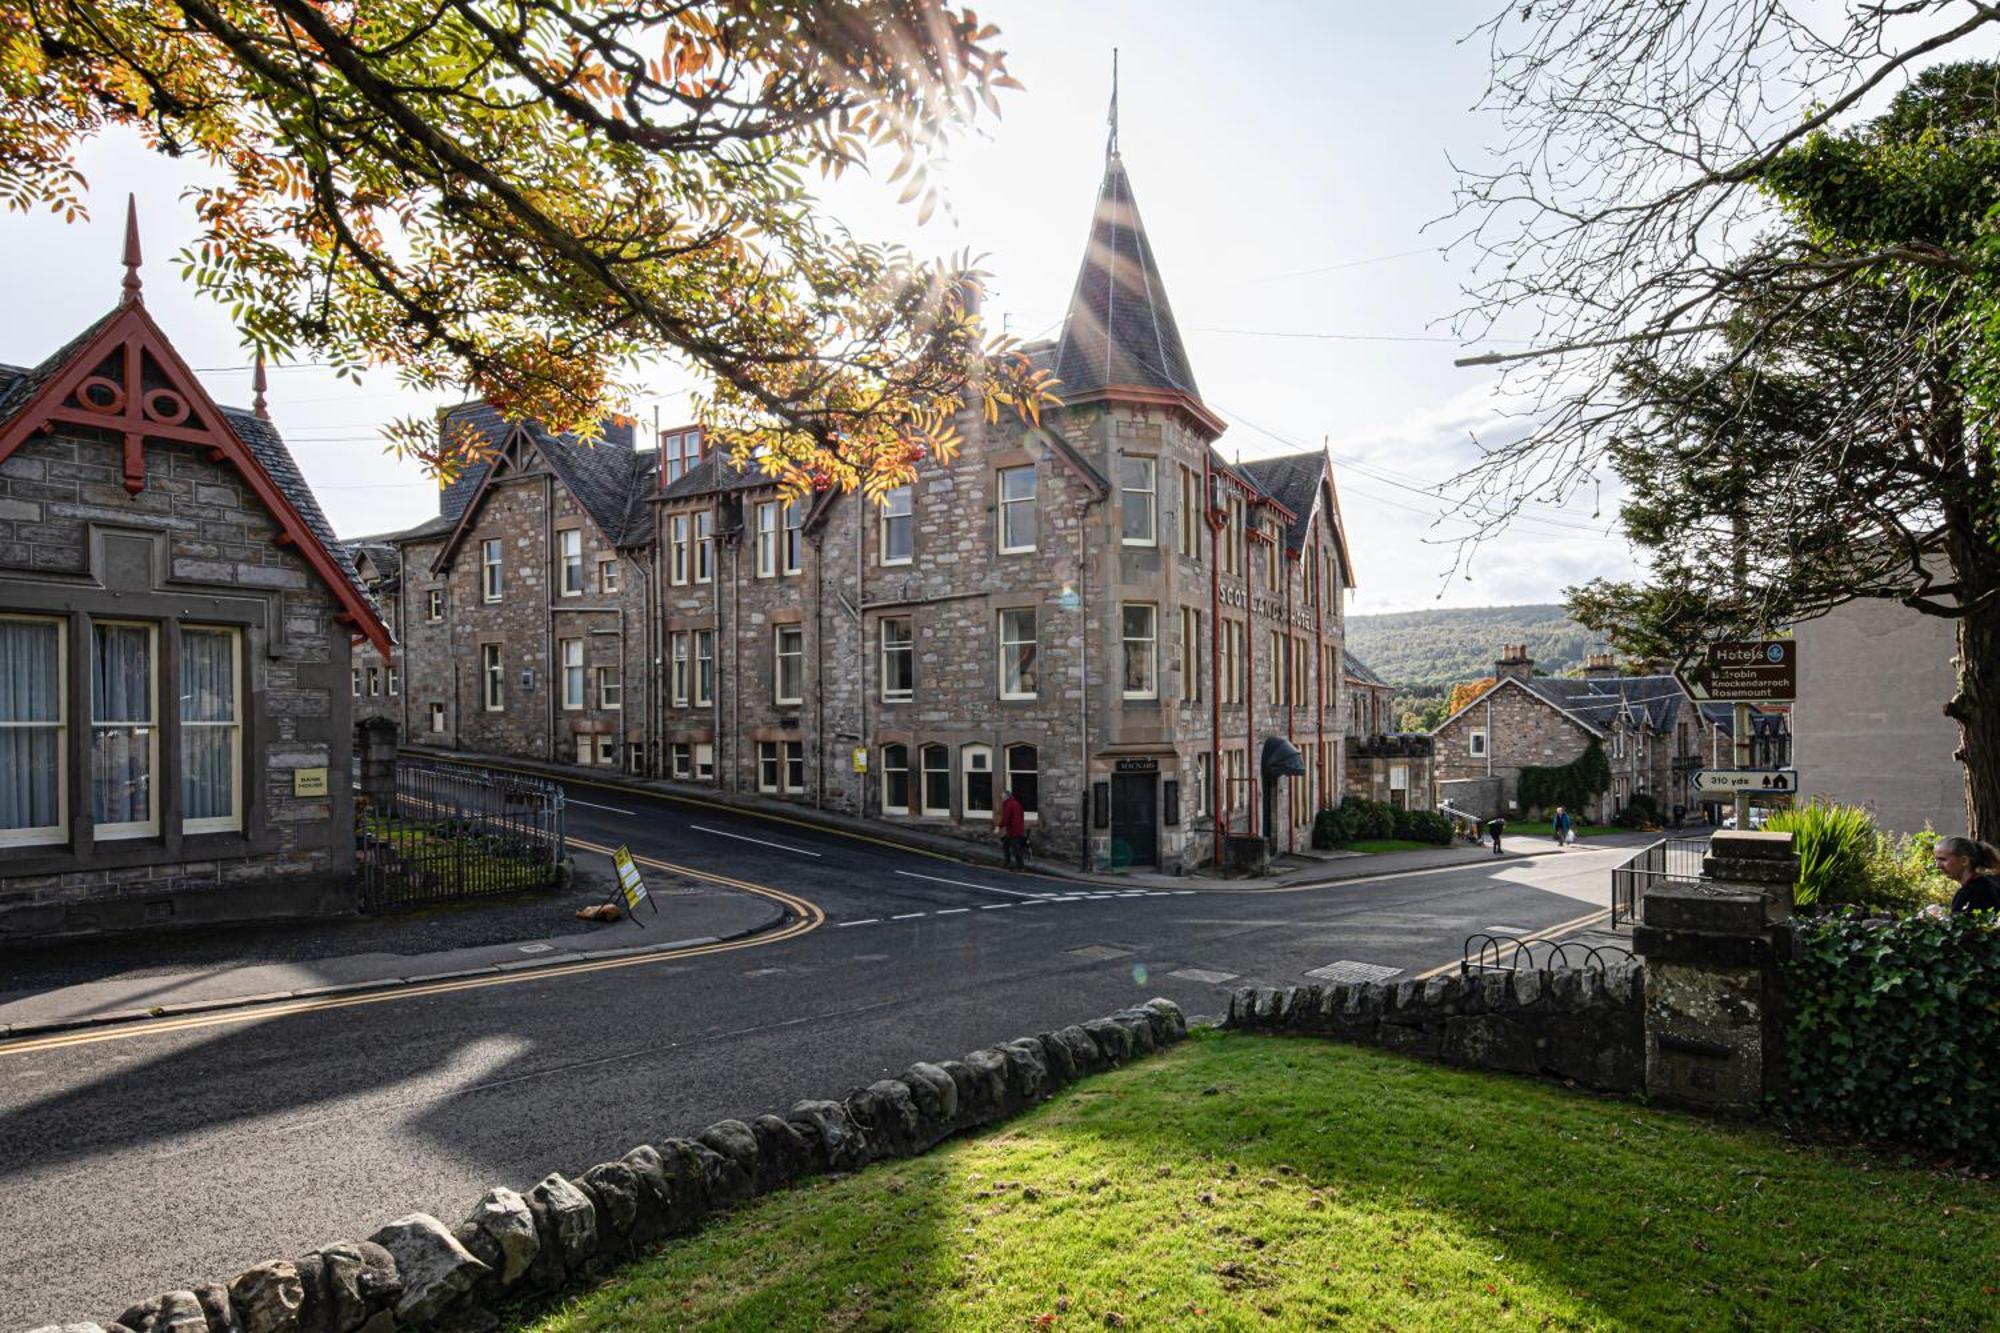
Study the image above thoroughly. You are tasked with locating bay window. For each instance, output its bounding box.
[0,616,64,847]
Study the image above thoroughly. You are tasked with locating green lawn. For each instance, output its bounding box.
[520,1033,1994,1332]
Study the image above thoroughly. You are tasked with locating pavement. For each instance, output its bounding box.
[0,761,1652,1328]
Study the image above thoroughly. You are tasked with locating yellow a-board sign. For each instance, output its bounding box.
[611,845,658,927]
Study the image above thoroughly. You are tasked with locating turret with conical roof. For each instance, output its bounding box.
[1053,152,1204,414]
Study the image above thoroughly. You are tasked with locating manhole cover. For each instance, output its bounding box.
[1304,960,1402,985]
[1065,944,1134,961]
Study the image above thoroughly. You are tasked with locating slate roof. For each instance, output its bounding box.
[1237,453,1326,550]
[1053,154,1199,401]
[0,310,117,424]
[1344,650,1390,689]
[658,450,785,502]
[433,400,652,546]
[345,538,402,589]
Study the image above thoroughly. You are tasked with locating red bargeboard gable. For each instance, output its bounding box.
[0,200,391,655]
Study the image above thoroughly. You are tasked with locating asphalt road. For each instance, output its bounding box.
[0,775,1623,1327]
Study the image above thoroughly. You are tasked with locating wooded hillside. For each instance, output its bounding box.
[1347,604,1599,694]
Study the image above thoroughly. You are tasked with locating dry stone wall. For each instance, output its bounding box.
[1223,966,1643,1093]
[23,999,1188,1333]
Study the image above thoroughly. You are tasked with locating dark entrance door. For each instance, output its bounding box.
[1110,773,1158,868]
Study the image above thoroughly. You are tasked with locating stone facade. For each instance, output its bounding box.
[0,280,388,941]
[1432,646,1750,822]
[367,152,1360,873]
[1340,649,1434,809]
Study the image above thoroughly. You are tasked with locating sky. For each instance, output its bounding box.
[0,0,1633,612]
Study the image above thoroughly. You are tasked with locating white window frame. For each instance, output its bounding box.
[998,608,1037,700]
[427,587,445,621]
[388,665,400,697]
[596,664,622,710]
[1121,602,1158,700]
[668,514,690,586]
[1196,751,1212,818]
[1470,728,1489,758]
[670,742,692,779]
[694,741,714,781]
[429,701,448,734]
[90,620,159,841]
[997,466,1036,554]
[757,740,781,793]
[919,743,951,817]
[0,614,66,848]
[961,743,994,818]
[481,538,503,602]
[594,734,616,766]
[695,510,714,583]
[782,501,804,576]
[670,632,691,707]
[1005,743,1040,822]
[482,643,504,711]
[881,743,910,814]
[560,637,585,711]
[367,665,381,697]
[783,739,806,794]
[694,630,715,706]
[1120,455,1157,546]
[879,485,913,565]
[559,528,584,596]
[179,625,243,835]
[774,625,804,706]
[351,667,362,698]
[754,500,780,578]
[880,617,914,702]
[599,555,620,594]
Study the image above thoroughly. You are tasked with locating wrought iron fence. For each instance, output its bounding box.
[1461,932,1635,974]
[1609,835,1709,926]
[356,759,566,911]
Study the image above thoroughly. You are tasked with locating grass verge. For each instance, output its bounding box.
[521,1032,1994,1331]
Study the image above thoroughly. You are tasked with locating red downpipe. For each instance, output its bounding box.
[1284,542,1295,855]
[1208,459,1224,865]
[1245,510,1258,842]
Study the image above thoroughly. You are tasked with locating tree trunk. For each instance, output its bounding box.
[1943,541,2000,842]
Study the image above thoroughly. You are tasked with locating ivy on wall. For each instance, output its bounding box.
[1517,740,1611,813]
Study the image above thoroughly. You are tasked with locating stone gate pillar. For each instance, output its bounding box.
[1632,830,1798,1115]
[355,716,400,812]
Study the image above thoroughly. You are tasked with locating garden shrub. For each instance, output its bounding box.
[1786,910,2000,1163]
[1312,799,1452,848]
[1611,792,1662,830]
[1763,801,1877,906]
[1392,807,1456,846]
[1310,804,1353,850]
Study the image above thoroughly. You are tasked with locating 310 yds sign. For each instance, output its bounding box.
[1691,768,1799,797]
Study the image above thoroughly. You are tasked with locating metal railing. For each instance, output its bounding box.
[356,759,566,911]
[1437,802,1485,842]
[1461,932,1635,974]
[1609,834,1709,926]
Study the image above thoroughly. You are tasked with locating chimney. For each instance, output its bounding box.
[1583,651,1620,679]
[1495,643,1534,683]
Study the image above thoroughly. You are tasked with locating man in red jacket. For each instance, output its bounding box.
[996,788,1028,871]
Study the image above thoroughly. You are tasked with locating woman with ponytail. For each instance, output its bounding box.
[1932,836,2000,913]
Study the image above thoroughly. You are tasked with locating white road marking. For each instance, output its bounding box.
[891,912,926,920]
[894,870,1046,899]
[935,907,970,915]
[1172,890,1197,896]
[689,824,822,857]
[566,798,637,815]
[838,918,880,928]
[979,903,1013,910]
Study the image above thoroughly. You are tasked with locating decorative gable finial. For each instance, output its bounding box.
[120,194,143,308]
[252,349,270,420]
[1106,48,1119,162]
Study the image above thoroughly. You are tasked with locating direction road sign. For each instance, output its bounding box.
[1675,639,1796,704]
[1692,768,1799,796]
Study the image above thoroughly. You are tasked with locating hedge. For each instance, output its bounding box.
[1517,740,1610,814]
[1786,910,2000,1163]
[1311,798,1455,850]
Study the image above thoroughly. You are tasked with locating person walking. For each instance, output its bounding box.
[1933,835,2000,913]
[1552,807,1572,848]
[1487,816,1506,856]
[996,788,1028,871]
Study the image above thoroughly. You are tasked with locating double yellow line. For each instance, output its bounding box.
[1410,905,1613,982]
[0,843,821,1058]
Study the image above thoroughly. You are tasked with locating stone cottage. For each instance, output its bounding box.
[0,207,390,940]
[1430,646,1749,823]
[1340,649,1436,811]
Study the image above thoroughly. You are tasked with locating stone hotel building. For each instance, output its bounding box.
[357,151,1361,872]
